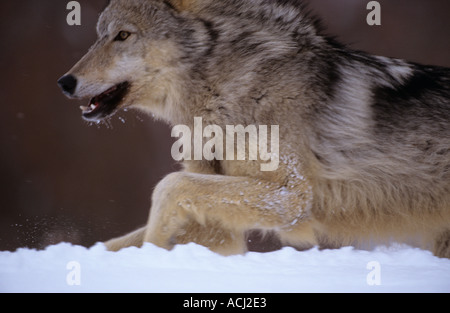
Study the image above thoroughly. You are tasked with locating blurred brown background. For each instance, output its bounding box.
[0,0,449,251]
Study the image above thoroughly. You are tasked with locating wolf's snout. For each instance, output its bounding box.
[58,74,78,96]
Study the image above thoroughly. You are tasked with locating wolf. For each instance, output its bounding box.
[58,0,450,258]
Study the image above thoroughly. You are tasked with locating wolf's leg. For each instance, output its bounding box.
[104,226,146,252]
[434,229,450,259]
[143,172,316,255]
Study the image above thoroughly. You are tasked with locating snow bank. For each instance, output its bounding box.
[1,243,449,293]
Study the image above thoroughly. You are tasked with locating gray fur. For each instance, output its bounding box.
[59,0,450,257]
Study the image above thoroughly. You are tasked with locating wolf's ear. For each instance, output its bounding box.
[164,0,200,12]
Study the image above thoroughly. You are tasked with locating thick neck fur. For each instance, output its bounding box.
[166,0,330,127]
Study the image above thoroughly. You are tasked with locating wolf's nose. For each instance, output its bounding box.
[58,74,77,96]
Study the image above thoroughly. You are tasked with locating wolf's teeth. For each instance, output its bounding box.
[90,104,97,110]
[80,106,89,112]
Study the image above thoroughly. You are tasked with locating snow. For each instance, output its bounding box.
[0,243,449,293]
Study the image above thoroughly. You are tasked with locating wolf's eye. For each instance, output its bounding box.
[114,31,131,42]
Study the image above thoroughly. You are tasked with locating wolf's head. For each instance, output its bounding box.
[58,0,208,122]
[59,0,323,123]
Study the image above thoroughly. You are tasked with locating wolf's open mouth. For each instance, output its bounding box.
[80,82,130,121]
